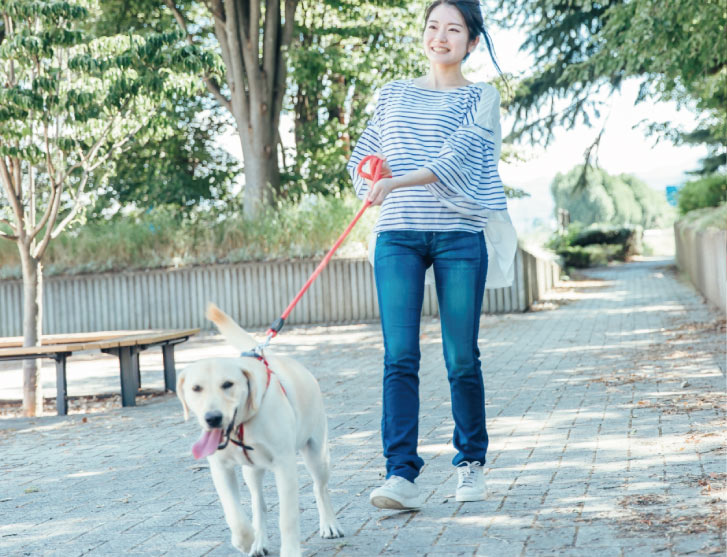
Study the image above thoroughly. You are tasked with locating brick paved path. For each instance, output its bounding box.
[1,258,725,556]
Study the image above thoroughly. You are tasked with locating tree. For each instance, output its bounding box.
[0,0,207,415]
[551,167,673,228]
[493,0,727,175]
[87,0,241,219]
[87,95,241,219]
[165,0,299,219]
[283,0,425,199]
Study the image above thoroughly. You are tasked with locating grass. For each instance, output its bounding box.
[0,193,378,280]
[678,202,727,231]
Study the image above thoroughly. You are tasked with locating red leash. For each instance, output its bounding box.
[263,155,385,341]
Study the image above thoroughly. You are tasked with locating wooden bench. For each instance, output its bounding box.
[0,329,199,415]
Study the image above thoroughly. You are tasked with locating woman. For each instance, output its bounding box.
[347,0,516,510]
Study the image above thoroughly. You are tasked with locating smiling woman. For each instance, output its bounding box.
[346,0,516,511]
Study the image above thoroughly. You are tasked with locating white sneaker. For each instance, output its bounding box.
[370,475,424,510]
[456,461,486,502]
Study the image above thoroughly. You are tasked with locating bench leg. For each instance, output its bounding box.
[134,348,141,390]
[118,347,138,407]
[54,353,69,416]
[162,344,176,392]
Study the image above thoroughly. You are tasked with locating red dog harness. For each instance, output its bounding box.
[217,351,287,464]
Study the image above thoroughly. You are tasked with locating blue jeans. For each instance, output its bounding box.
[374,230,489,481]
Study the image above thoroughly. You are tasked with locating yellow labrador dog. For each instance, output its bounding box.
[177,304,343,556]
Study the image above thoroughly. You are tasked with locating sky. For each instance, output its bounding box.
[219,23,709,233]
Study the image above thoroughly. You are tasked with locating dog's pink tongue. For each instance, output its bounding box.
[192,428,223,459]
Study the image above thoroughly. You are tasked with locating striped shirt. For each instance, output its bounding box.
[347,79,508,233]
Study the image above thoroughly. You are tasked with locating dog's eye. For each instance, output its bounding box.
[192,385,202,393]
[221,381,234,390]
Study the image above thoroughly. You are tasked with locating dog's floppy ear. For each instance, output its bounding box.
[241,366,265,416]
[176,368,190,421]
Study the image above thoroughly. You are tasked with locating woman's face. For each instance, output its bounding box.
[423,4,478,67]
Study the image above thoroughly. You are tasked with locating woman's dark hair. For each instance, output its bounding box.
[424,0,503,74]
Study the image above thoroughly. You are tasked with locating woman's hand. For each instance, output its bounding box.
[364,152,394,205]
[371,152,391,179]
[364,165,436,205]
[367,177,398,206]
[363,152,392,188]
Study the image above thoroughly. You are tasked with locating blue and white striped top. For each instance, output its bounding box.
[347,79,508,233]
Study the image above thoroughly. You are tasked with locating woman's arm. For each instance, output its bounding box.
[366,168,438,205]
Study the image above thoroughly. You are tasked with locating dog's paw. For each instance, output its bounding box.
[248,535,269,557]
[320,521,344,539]
[231,527,255,553]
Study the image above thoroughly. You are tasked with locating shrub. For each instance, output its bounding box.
[677,174,727,215]
[557,244,623,268]
[678,202,727,231]
[547,223,643,268]
[0,193,378,279]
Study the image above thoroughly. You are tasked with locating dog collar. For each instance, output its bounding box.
[240,350,286,395]
[215,351,287,463]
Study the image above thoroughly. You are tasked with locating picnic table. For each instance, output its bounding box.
[0,329,199,415]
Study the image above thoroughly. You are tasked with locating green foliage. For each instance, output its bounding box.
[0,193,378,278]
[283,0,427,200]
[677,202,727,232]
[0,0,220,237]
[569,227,636,248]
[677,174,727,215]
[494,0,727,175]
[89,98,241,219]
[555,244,622,269]
[551,166,675,228]
[547,223,643,268]
[85,0,239,218]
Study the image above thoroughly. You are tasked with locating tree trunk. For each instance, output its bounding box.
[238,121,278,219]
[19,243,43,417]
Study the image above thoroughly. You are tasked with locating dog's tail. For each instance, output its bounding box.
[206,303,259,351]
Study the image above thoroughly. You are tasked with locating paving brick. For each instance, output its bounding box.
[1,258,725,556]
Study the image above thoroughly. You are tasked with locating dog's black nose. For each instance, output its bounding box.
[204,410,223,428]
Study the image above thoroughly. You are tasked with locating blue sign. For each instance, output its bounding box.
[665,186,680,207]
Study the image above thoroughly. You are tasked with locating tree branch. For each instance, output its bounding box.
[223,0,251,122]
[262,0,280,96]
[0,229,19,242]
[87,118,148,173]
[46,113,150,249]
[28,178,61,243]
[0,216,18,236]
[249,0,260,68]
[0,154,24,236]
[235,0,261,106]
[211,4,233,86]
[11,154,21,198]
[34,101,128,253]
[573,123,607,193]
[271,0,297,129]
[34,173,66,258]
[164,0,233,112]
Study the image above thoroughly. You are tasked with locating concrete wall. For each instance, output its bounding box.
[0,248,561,336]
[674,220,727,314]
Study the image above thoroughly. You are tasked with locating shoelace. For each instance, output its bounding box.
[457,462,482,488]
